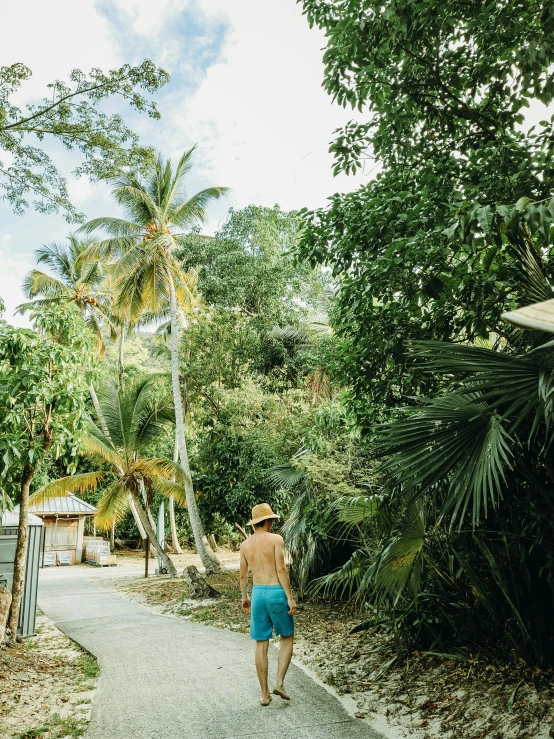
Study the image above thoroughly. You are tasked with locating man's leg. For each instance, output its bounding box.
[274,634,294,698]
[255,639,271,705]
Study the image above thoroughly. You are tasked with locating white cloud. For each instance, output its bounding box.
[1,0,120,101]
[0,0,367,321]
[0,247,30,327]
[153,0,367,229]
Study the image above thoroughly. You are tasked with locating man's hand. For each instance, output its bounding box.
[288,598,297,616]
[242,597,251,612]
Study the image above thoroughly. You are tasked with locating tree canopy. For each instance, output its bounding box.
[0,61,169,221]
[297,0,554,427]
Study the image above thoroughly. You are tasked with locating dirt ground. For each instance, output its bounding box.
[0,611,98,739]
[110,547,240,573]
[102,568,554,739]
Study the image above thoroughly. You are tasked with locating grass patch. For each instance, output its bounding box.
[15,714,87,739]
[78,653,100,680]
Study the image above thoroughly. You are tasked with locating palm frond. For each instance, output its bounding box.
[150,478,188,507]
[30,472,105,506]
[373,505,426,604]
[170,187,230,228]
[95,480,130,529]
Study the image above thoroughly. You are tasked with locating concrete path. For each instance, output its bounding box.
[38,566,388,739]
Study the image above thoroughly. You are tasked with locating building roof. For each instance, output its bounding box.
[1,510,44,527]
[25,494,97,516]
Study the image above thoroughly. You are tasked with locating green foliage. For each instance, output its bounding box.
[32,375,185,530]
[193,382,301,529]
[0,61,169,221]
[297,0,554,428]
[18,234,116,354]
[0,305,94,505]
[180,205,324,326]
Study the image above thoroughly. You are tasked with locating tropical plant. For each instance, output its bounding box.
[316,332,554,665]
[17,234,116,353]
[78,147,228,572]
[31,377,185,577]
[296,0,554,429]
[0,305,93,642]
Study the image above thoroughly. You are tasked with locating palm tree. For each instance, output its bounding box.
[79,147,228,572]
[17,234,115,354]
[31,377,186,577]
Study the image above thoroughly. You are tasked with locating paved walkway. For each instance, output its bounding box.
[38,566,387,739]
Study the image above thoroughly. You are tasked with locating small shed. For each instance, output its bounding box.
[27,493,97,565]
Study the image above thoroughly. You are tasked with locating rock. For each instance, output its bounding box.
[182,565,222,600]
[0,587,12,644]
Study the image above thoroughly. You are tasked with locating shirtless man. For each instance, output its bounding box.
[240,503,297,706]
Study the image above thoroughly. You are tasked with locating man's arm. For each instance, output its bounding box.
[275,535,297,615]
[239,545,250,612]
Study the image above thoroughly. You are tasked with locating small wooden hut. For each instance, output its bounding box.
[29,493,97,565]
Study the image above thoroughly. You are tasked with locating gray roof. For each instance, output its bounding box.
[1,510,44,527]
[24,494,97,516]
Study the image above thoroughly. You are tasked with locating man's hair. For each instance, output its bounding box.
[253,518,271,529]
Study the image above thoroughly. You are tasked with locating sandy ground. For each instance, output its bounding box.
[101,568,554,739]
[0,611,98,739]
[109,547,240,574]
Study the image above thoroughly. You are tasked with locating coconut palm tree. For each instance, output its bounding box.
[30,376,185,577]
[79,147,228,572]
[17,235,116,353]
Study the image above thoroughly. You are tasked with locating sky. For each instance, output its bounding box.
[0,0,369,325]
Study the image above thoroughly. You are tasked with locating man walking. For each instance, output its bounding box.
[240,503,297,706]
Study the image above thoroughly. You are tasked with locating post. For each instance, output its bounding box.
[144,536,149,578]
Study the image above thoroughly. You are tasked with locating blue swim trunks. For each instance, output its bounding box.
[250,585,294,641]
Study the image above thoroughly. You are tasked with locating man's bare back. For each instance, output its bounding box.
[241,531,282,585]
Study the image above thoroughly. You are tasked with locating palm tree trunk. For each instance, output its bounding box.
[131,493,177,578]
[128,494,147,539]
[7,465,35,644]
[168,273,220,573]
[118,327,125,390]
[138,480,157,558]
[170,435,183,554]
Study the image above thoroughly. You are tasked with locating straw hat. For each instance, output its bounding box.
[502,298,554,333]
[247,503,280,526]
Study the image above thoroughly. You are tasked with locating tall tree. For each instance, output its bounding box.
[0,62,169,221]
[80,147,228,572]
[0,306,93,641]
[297,0,554,428]
[18,234,115,353]
[32,377,186,578]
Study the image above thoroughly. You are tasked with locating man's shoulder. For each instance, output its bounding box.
[271,533,284,544]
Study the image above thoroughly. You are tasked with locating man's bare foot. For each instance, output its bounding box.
[261,694,272,706]
[273,686,290,700]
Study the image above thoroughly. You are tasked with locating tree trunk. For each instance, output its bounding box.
[128,494,147,539]
[183,565,221,599]
[118,327,125,390]
[139,480,157,557]
[7,465,35,643]
[0,588,12,644]
[168,273,220,574]
[131,493,177,578]
[169,435,183,554]
[110,523,115,550]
